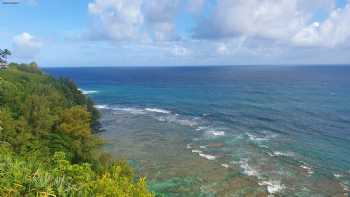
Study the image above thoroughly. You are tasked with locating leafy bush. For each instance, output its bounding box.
[0,63,153,196]
[0,146,153,196]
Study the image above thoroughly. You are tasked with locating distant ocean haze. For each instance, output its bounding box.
[46,66,350,196]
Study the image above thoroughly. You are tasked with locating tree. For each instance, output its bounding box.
[57,106,91,138]
[0,63,154,196]
[0,49,11,63]
[22,95,56,136]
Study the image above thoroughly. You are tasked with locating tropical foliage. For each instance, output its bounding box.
[0,63,153,196]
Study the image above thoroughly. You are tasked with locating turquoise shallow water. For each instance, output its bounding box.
[46,66,350,196]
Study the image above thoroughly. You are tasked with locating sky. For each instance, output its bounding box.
[0,0,350,67]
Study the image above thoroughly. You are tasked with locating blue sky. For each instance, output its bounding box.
[1,0,350,67]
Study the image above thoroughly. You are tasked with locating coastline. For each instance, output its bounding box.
[95,103,349,197]
[46,66,350,197]
[97,106,268,196]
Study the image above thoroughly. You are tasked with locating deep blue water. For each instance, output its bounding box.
[45,66,350,196]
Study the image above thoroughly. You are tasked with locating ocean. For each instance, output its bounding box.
[45,66,350,196]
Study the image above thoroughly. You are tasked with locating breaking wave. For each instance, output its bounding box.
[79,88,99,95]
[95,104,109,109]
[206,130,225,136]
[95,104,200,127]
[112,107,147,115]
[259,180,285,195]
[199,153,216,160]
[145,108,171,114]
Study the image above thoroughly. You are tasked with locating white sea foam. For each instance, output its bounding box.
[192,148,216,160]
[333,173,350,192]
[207,130,225,136]
[246,132,278,143]
[267,152,275,157]
[145,108,171,114]
[79,89,98,95]
[196,126,208,131]
[199,153,216,160]
[259,144,269,149]
[272,151,295,157]
[156,117,167,122]
[84,90,98,94]
[239,159,286,195]
[246,133,269,142]
[186,144,192,149]
[199,145,207,149]
[191,149,202,153]
[156,115,198,127]
[300,165,314,175]
[239,159,259,177]
[341,183,349,192]
[175,119,198,127]
[97,105,171,116]
[334,173,343,178]
[95,104,109,109]
[259,180,285,195]
[112,107,146,115]
[221,163,230,168]
[261,130,279,138]
[97,104,200,128]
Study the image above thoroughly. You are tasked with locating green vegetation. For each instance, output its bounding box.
[0,62,153,196]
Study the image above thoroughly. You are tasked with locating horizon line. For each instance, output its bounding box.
[40,64,350,68]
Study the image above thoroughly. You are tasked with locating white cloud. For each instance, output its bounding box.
[88,0,144,41]
[188,0,204,14]
[215,37,246,56]
[195,0,305,40]
[13,32,42,59]
[169,44,191,56]
[216,43,230,56]
[194,0,350,48]
[300,0,335,13]
[81,0,350,65]
[151,22,177,41]
[88,0,180,42]
[293,4,350,47]
[144,0,179,23]
[144,0,180,42]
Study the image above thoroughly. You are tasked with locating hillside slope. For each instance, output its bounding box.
[0,63,153,196]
